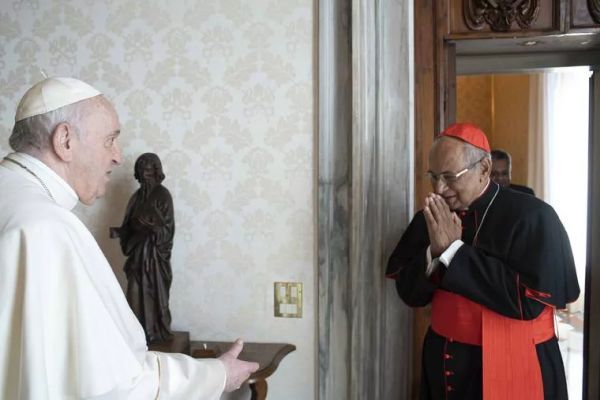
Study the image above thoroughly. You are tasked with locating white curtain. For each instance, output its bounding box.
[528,73,549,199]
[530,67,590,312]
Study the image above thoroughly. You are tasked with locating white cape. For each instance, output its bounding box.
[0,153,225,399]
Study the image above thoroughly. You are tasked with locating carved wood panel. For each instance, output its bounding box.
[463,0,540,31]
[448,0,558,36]
[589,0,600,24]
[571,0,600,28]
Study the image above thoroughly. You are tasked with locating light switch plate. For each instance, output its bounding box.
[274,282,303,318]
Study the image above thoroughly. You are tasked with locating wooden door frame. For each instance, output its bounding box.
[584,68,600,400]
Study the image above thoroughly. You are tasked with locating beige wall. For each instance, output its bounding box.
[0,1,315,399]
[490,75,530,186]
[456,75,493,137]
[457,74,531,186]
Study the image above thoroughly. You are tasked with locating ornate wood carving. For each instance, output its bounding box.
[589,0,600,24]
[463,0,540,32]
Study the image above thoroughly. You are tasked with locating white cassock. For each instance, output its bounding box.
[0,152,226,400]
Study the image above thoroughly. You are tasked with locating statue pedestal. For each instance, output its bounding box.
[148,331,190,355]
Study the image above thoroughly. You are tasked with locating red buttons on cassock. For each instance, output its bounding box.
[445,370,454,376]
[447,385,453,392]
[444,353,453,360]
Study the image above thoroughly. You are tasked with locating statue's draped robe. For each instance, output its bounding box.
[120,183,175,343]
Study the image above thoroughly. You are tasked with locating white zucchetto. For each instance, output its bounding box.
[15,77,102,122]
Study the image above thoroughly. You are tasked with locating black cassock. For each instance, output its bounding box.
[386,181,580,400]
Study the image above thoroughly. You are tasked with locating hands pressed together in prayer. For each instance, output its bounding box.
[423,193,462,258]
[218,339,260,392]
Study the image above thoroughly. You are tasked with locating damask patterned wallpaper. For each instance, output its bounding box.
[0,1,315,399]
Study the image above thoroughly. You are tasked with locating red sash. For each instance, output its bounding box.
[431,290,555,400]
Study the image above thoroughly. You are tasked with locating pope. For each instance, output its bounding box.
[0,77,258,399]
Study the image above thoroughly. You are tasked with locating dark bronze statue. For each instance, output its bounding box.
[117,153,175,343]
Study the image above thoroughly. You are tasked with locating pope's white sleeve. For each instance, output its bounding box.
[87,352,226,400]
[153,352,226,400]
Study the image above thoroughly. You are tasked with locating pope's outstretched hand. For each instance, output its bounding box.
[218,339,260,392]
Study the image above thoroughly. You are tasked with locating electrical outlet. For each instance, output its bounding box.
[274,282,303,318]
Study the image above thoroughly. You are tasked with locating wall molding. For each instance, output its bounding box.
[318,0,413,398]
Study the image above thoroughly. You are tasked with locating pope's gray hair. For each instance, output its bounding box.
[9,101,86,153]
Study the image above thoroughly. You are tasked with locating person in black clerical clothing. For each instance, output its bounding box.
[490,148,535,195]
[386,123,579,400]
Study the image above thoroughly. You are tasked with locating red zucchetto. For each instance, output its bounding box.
[437,123,491,153]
